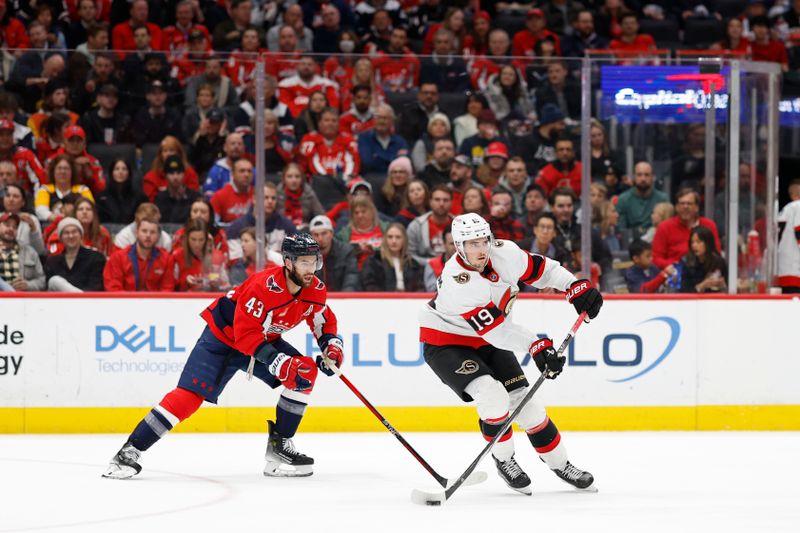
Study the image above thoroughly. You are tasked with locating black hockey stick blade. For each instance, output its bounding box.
[410,312,588,506]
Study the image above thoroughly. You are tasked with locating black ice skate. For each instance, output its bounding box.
[264,420,314,477]
[102,442,143,480]
[551,461,596,491]
[493,454,532,495]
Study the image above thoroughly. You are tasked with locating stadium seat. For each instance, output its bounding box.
[311,174,347,211]
[715,0,746,18]
[438,92,468,121]
[638,18,680,49]
[385,90,417,116]
[87,143,136,180]
[684,18,724,48]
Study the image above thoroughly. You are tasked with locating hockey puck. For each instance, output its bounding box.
[426,501,441,506]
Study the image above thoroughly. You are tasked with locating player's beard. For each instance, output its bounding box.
[287,266,313,288]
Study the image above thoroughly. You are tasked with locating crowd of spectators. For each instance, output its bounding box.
[1,0,796,294]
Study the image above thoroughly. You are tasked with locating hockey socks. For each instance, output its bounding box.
[526,416,568,469]
[480,413,514,462]
[128,388,203,451]
[275,389,309,438]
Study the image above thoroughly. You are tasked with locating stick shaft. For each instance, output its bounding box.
[332,366,450,487]
[444,312,588,500]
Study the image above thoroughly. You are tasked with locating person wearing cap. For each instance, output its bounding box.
[211,158,254,223]
[374,156,414,217]
[154,155,202,224]
[406,184,454,266]
[189,107,227,177]
[49,125,106,195]
[325,178,377,228]
[0,118,47,194]
[127,52,181,111]
[309,214,360,291]
[448,154,480,216]
[77,83,131,145]
[131,79,183,147]
[358,104,409,176]
[476,141,509,189]
[411,112,452,173]
[161,0,211,57]
[43,216,106,292]
[111,0,163,60]
[459,109,511,167]
[419,28,470,93]
[513,103,567,175]
[536,136,583,197]
[418,137,455,191]
[512,7,562,61]
[103,208,175,292]
[0,212,45,292]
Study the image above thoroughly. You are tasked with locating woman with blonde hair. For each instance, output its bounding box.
[589,119,627,193]
[360,223,424,292]
[594,200,622,252]
[375,156,414,217]
[341,57,385,111]
[335,195,389,269]
[641,202,674,243]
[142,136,200,201]
[172,219,230,292]
[276,162,325,230]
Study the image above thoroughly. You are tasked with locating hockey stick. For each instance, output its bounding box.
[322,357,487,489]
[410,311,589,506]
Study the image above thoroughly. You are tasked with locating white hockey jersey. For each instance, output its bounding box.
[419,239,577,353]
[777,199,800,288]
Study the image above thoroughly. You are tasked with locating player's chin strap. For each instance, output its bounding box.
[321,355,487,489]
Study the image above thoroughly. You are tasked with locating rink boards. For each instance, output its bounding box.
[1,294,798,432]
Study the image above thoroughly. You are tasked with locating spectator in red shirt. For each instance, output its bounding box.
[224,28,266,88]
[372,26,420,93]
[609,12,656,55]
[103,212,175,291]
[421,7,466,55]
[172,218,229,292]
[51,125,105,195]
[340,85,375,138]
[710,17,751,56]
[512,8,562,60]
[143,136,200,201]
[0,0,31,55]
[111,0,162,59]
[297,108,360,181]
[536,136,583,197]
[278,56,340,118]
[487,189,524,242]
[0,119,46,194]
[652,188,721,270]
[750,16,789,71]
[463,10,490,57]
[210,158,253,223]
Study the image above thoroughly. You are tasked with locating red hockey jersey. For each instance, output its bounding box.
[297,132,360,179]
[2,146,46,193]
[201,265,339,357]
[278,75,340,117]
[372,50,420,92]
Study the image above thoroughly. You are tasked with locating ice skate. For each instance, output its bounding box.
[264,420,314,477]
[551,461,596,491]
[493,454,532,495]
[102,442,143,479]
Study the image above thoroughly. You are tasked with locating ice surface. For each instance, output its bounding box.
[1,431,798,532]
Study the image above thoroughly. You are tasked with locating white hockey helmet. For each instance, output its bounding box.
[451,213,494,264]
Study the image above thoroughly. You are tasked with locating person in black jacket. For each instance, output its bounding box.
[131,80,183,146]
[360,222,424,292]
[96,159,147,224]
[309,215,360,291]
[45,217,106,292]
[77,84,131,145]
[153,155,201,224]
[398,83,439,146]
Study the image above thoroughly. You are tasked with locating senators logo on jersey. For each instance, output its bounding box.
[453,272,471,284]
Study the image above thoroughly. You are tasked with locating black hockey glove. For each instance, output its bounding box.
[566,279,603,320]
[529,338,565,380]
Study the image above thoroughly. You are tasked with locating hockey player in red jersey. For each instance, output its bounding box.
[419,214,603,495]
[103,234,344,479]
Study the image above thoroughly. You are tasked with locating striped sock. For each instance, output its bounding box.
[129,404,179,451]
[480,413,515,461]
[275,390,309,438]
[526,416,567,469]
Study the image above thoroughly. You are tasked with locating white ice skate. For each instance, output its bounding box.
[264,420,314,478]
[102,443,143,480]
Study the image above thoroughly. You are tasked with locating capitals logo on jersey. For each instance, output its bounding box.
[267,275,284,293]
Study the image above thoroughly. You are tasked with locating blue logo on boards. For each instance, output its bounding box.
[605,316,680,383]
[95,325,186,353]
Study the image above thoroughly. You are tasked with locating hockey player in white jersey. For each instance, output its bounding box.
[777,180,800,294]
[419,214,603,495]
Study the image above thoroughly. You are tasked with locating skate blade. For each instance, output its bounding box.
[507,483,532,496]
[263,462,313,478]
[576,483,598,493]
[101,464,138,480]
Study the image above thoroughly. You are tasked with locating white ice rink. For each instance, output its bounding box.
[1,431,798,532]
